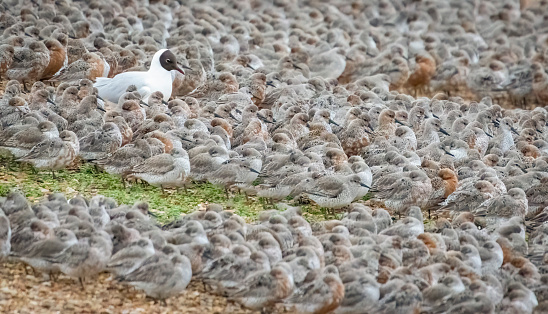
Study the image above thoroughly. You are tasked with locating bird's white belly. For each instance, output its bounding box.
[95,71,174,103]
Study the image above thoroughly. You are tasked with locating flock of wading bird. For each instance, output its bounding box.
[1,0,548,312]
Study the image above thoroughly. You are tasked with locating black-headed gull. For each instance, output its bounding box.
[94,49,184,103]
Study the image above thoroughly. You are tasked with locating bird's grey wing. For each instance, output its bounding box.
[79,131,102,151]
[49,59,90,82]
[11,48,33,68]
[130,154,174,175]
[20,138,63,160]
[375,178,411,200]
[48,243,88,265]
[24,240,67,258]
[121,261,172,284]
[308,178,344,198]
[4,129,43,149]
[230,272,274,297]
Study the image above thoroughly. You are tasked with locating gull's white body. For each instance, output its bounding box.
[94,49,174,103]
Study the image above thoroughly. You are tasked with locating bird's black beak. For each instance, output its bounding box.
[267,81,276,88]
[246,64,255,70]
[432,113,439,119]
[97,95,105,102]
[214,113,222,118]
[511,127,519,135]
[485,131,493,138]
[249,168,261,174]
[258,114,273,124]
[360,182,370,188]
[439,128,450,136]
[140,100,149,107]
[229,112,240,121]
[443,148,454,157]
[182,65,192,70]
[516,164,528,173]
[97,105,106,112]
[329,119,340,127]
[47,98,57,106]
[162,100,169,106]
[395,119,405,126]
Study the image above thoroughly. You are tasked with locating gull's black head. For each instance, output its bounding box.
[159,50,184,74]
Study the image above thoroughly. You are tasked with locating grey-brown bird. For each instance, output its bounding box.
[7,41,49,90]
[117,254,192,300]
[17,130,79,178]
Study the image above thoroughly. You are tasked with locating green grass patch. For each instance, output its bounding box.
[0,158,337,224]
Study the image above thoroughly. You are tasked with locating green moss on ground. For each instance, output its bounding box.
[0,157,352,223]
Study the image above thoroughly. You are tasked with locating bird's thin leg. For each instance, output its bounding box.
[51,170,56,179]
[29,165,38,175]
[79,277,85,290]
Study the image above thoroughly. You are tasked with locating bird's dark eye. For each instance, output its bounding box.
[166,59,171,63]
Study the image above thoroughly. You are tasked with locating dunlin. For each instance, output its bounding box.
[78,122,122,161]
[40,38,67,81]
[0,97,29,129]
[107,238,155,276]
[7,41,49,90]
[48,234,112,288]
[1,121,58,158]
[93,139,152,176]
[301,174,371,210]
[17,130,79,178]
[0,44,15,79]
[474,188,528,230]
[49,52,106,83]
[228,264,294,310]
[15,228,77,279]
[284,273,344,314]
[126,148,190,191]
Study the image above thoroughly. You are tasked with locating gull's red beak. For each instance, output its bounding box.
[174,65,185,75]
